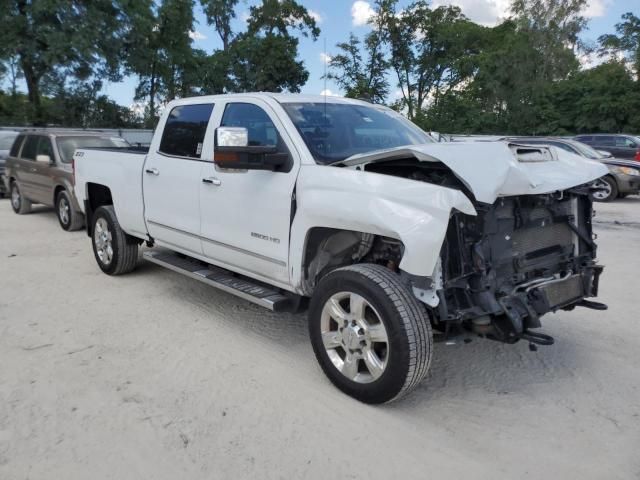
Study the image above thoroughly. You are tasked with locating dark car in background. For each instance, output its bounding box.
[506,137,640,202]
[0,130,20,198]
[4,130,129,231]
[574,134,640,161]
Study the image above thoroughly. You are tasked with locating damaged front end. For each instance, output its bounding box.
[436,187,604,344]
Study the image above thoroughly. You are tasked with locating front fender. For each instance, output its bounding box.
[289,165,476,290]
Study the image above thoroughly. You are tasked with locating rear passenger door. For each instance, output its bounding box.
[14,135,41,200]
[143,103,215,255]
[29,136,57,204]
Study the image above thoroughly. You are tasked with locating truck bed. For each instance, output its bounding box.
[74,149,148,239]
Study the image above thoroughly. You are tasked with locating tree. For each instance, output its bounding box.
[200,0,239,51]
[599,12,640,74]
[126,0,197,126]
[224,0,319,93]
[0,0,138,123]
[327,29,389,103]
[375,0,483,120]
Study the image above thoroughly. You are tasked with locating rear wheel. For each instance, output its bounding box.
[56,190,84,231]
[308,264,433,404]
[591,176,618,202]
[10,182,31,214]
[92,205,139,275]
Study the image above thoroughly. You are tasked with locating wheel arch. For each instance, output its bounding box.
[298,226,406,296]
[85,183,114,236]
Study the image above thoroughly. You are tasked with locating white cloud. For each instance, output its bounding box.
[320,89,341,96]
[320,52,332,64]
[189,30,207,41]
[351,1,375,26]
[431,0,510,26]
[308,9,323,24]
[583,0,610,18]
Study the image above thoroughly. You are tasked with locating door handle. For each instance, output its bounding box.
[30,168,37,172]
[202,177,221,186]
[145,168,159,176]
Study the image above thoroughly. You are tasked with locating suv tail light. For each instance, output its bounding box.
[635,149,640,162]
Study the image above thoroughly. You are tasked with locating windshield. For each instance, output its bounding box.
[56,136,129,163]
[0,134,18,150]
[569,139,606,159]
[282,103,433,164]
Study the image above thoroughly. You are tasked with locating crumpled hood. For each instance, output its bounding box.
[339,142,609,204]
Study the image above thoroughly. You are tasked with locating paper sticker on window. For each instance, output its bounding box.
[196,142,203,155]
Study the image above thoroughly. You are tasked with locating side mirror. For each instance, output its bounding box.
[596,149,612,158]
[36,154,52,164]
[214,126,289,171]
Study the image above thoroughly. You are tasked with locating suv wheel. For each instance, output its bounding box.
[308,264,433,404]
[10,182,32,214]
[591,176,618,202]
[92,205,139,275]
[56,190,84,231]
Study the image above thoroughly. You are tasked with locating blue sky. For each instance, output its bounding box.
[23,0,640,106]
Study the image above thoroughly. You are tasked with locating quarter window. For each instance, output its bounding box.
[159,104,214,159]
[616,137,637,148]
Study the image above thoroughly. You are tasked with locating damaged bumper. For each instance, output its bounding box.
[432,189,604,343]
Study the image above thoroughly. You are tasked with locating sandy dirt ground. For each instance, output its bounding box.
[1,196,639,480]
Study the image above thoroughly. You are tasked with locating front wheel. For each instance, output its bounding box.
[10,182,31,214]
[56,190,84,231]
[308,264,433,404]
[91,205,139,275]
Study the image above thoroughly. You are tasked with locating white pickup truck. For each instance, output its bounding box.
[74,93,608,403]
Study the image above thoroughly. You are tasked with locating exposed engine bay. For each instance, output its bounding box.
[367,159,604,344]
[303,157,605,346]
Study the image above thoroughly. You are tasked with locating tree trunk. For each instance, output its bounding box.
[20,57,43,125]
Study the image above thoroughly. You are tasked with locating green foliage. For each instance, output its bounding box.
[326,33,389,103]
[599,12,640,74]
[0,0,318,127]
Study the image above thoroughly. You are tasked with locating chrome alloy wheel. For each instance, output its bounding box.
[11,185,20,210]
[320,291,390,383]
[592,178,612,200]
[94,217,114,266]
[58,196,70,225]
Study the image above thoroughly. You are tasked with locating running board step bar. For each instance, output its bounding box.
[143,250,294,312]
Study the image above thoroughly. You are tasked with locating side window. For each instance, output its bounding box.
[598,136,615,146]
[37,137,55,160]
[159,103,214,158]
[616,137,637,148]
[20,136,40,161]
[9,135,25,157]
[576,136,592,143]
[221,103,280,147]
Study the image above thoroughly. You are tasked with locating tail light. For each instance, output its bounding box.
[71,158,75,185]
[635,150,640,162]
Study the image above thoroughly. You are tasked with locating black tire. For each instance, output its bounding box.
[10,181,31,214]
[91,205,139,275]
[56,190,84,231]
[308,264,433,404]
[591,175,618,202]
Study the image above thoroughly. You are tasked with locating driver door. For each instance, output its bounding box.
[199,100,299,286]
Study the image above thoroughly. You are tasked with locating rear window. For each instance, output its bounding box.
[159,104,214,159]
[56,136,129,163]
[9,135,24,157]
